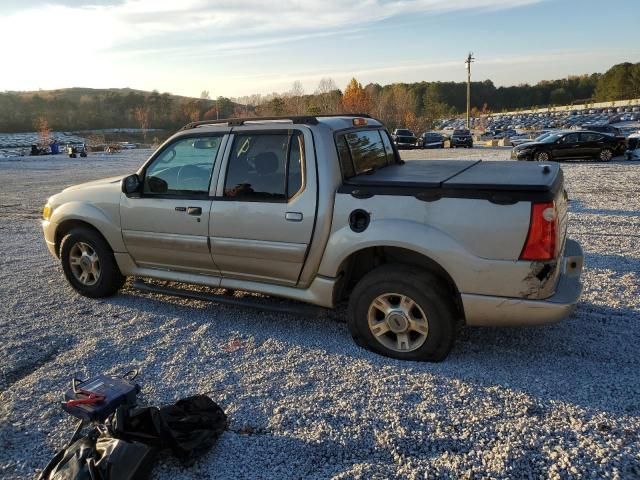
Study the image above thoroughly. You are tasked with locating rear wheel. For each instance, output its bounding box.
[60,227,126,298]
[599,148,613,162]
[534,150,551,162]
[347,265,457,361]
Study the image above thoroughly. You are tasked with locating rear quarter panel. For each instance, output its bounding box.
[319,193,541,298]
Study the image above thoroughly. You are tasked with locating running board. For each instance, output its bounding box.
[132,279,328,318]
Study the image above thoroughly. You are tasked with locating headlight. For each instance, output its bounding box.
[42,204,52,220]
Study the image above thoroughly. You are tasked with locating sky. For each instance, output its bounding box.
[1,0,638,98]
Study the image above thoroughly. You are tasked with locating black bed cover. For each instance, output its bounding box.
[339,160,563,204]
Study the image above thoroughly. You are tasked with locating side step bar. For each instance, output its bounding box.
[132,279,328,318]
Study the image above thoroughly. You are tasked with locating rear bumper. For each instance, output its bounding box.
[462,239,584,326]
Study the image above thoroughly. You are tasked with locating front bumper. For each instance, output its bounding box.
[42,220,58,257]
[461,239,584,326]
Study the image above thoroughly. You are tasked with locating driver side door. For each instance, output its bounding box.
[120,133,228,275]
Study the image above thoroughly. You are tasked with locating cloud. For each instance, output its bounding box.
[0,0,548,93]
[2,0,545,56]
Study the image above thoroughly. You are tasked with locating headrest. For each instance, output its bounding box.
[254,152,279,175]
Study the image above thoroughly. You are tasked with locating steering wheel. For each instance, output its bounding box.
[177,164,205,191]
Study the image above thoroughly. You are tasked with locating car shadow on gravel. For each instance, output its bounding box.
[571,199,640,217]
[98,287,640,414]
[448,301,639,414]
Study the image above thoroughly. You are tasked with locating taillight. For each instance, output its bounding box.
[520,201,557,261]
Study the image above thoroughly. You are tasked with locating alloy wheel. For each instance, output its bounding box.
[367,293,429,352]
[600,149,613,162]
[68,241,101,286]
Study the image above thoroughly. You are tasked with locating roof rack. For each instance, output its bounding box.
[180,113,372,130]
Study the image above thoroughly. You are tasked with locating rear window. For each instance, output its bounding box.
[336,129,395,178]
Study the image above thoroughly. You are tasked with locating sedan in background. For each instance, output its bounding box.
[391,129,417,149]
[450,129,473,148]
[416,131,445,148]
[511,130,619,162]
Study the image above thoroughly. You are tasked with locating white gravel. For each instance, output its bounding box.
[1,148,639,479]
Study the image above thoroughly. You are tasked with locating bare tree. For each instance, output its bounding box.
[286,81,306,115]
[314,78,341,113]
[35,116,51,148]
[134,106,150,141]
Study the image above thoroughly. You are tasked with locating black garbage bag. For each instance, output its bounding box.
[40,427,156,480]
[111,395,227,463]
[40,395,226,479]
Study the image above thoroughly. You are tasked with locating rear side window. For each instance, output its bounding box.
[336,129,394,178]
[581,132,603,142]
[224,132,304,201]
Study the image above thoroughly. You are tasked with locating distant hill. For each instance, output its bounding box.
[2,61,638,133]
[0,87,243,133]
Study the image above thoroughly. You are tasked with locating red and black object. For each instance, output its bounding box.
[62,374,140,422]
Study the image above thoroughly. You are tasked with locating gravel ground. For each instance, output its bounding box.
[1,147,639,479]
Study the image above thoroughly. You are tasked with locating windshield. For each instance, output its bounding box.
[534,132,552,141]
[540,134,562,143]
[453,129,470,135]
[395,129,413,136]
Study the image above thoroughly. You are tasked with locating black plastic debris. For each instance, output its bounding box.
[39,395,227,480]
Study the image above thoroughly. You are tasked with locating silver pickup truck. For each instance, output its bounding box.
[41,115,584,361]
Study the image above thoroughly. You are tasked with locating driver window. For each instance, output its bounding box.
[562,133,578,144]
[144,136,221,195]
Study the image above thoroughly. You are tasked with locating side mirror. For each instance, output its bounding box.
[122,174,141,195]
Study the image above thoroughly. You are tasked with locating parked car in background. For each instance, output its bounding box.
[416,131,445,148]
[450,129,473,148]
[511,130,619,162]
[391,129,417,149]
[579,123,627,153]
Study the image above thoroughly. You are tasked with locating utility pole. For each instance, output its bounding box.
[465,52,475,130]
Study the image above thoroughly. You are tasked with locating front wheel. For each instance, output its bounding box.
[534,150,551,162]
[347,265,457,361]
[599,148,613,162]
[60,227,126,298]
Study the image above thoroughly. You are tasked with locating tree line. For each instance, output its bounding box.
[1,62,638,134]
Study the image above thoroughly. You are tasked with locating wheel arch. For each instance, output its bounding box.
[54,219,113,258]
[332,245,465,323]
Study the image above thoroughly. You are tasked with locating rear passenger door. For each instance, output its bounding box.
[209,127,317,286]
[580,132,605,158]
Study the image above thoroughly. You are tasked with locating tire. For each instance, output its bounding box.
[599,148,613,162]
[347,265,457,362]
[60,227,126,298]
[534,150,551,162]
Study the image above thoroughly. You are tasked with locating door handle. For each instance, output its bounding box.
[285,212,303,222]
[187,206,202,216]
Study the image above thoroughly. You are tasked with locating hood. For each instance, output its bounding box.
[514,141,544,149]
[47,175,124,210]
[63,175,124,192]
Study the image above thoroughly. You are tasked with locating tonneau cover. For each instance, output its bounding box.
[340,160,563,203]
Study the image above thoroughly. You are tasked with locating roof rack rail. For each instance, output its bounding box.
[180,113,373,130]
